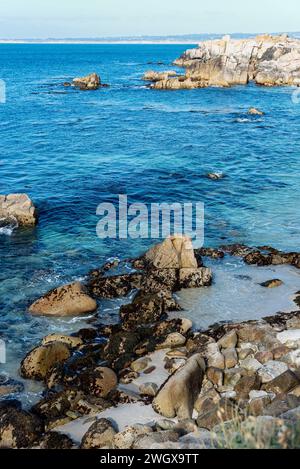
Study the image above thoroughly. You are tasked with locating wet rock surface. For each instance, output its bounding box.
[29,282,97,317]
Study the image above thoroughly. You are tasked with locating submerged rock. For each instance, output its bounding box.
[29,282,97,317]
[244,251,272,266]
[196,247,225,259]
[260,279,283,288]
[0,375,24,397]
[248,108,264,116]
[207,172,224,180]
[0,193,37,226]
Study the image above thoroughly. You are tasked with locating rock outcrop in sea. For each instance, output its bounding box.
[63,73,109,90]
[144,34,300,89]
[72,73,101,90]
[29,282,97,317]
[0,193,37,226]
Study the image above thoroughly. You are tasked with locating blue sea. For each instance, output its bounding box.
[0,44,300,403]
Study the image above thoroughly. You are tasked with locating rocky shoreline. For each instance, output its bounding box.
[143,34,300,89]
[1,236,300,449]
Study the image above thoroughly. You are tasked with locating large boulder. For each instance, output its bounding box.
[88,273,142,298]
[79,367,118,398]
[144,235,198,269]
[119,292,165,329]
[81,418,117,449]
[0,193,37,226]
[29,282,97,317]
[73,73,101,90]
[152,353,206,419]
[0,407,43,448]
[20,342,71,381]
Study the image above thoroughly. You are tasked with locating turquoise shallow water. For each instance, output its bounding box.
[0,44,300,403]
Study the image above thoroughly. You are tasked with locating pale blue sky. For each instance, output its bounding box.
[0,0,299,38]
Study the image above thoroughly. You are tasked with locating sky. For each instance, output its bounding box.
[0,0,299,38]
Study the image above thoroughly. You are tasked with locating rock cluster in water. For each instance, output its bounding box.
[0,193,37,226]
[64,73,109,90]
[144,34,300,89]
[1,237,300,449]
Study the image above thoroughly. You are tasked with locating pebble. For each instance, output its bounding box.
[131,357,151,373]
[139,382,158,397]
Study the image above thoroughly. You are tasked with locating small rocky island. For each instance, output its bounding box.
[64,73,109,90]
[0,193,37,226]
[144,34,300,89]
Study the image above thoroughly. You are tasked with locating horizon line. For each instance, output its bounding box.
[0,31,299,43]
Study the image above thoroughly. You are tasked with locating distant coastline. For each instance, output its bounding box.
[1,32,299,44]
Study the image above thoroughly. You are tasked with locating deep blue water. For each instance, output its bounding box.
[0,44,300,400]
